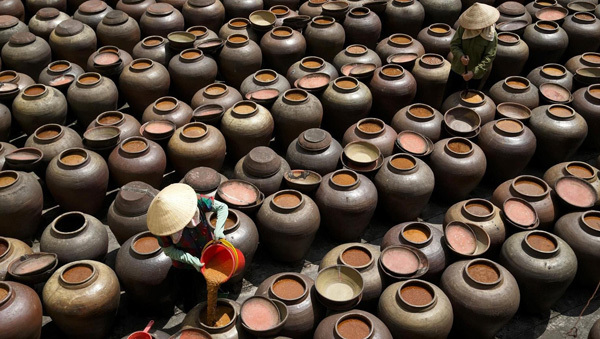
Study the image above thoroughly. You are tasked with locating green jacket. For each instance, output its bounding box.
[450,26,498,79]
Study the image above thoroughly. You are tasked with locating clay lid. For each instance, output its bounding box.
[540,83,572,103]
[36,8,60,19]
[8,253,57,276]
[218,179,261,206]
[298,128,332,151]
[395,131,433,156]
[79,0,108,14]
[498,1,526,15]
[0,15,18,29]
[55,19,85,36]
[147,3,174,15]
[9,32,35,45]
[243,146,281,177]
[536,6,568,21]
[555,176,597,208]
[114,180,158,216]
[183,167,222,193]
[503,197,538,229]
[102,10,129,25]
[188,0,216,6]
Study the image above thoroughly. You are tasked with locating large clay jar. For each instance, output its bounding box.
[499,230,577,313]
[191,83,242,110]
[315,169,377,241]
[529,104,587,166]
[420,0,461,25]
[67,73,119,127]
[256,190,320,262]
[0,143,15,167]
[321,76,372,139]
[0,71,34,107]
[0,0,24,22]
[167,122,226,175]
[441,90,497,125]
[0,237,33,280]
[374,153,434,222]
[132,36,172,66]
[218,34,262,89]
[222,0,263,19]
[1,32,51,81]
[478,119,536,182]
[383,0,424,38]
[497,1,531,23]
[108,136,166,188]
[444,199,506,251]
[491,175,557,230]
[140,3,184,37]
[221,101,274,160]
[0,281,42,339]
[343,7,381,49]
[107,181,158,244]
[239,69,291,97]
[304,16,345,62]
[526,64,573,91]
[522,21,569,69]
[260,26,306,76]
[43,260,120,339]
[489,76,539,109]
[73,0,112,30]
[378,279,453,338]
[119,58,170,117]
[286,56,339,85]
[299,0,326,17]
[0,15,26,50]
[544,161,600,205]
[429,137,486,202]
[271,88,322,149]
[86,46,133,83]
[233,146,290,196]
[181,298,248,338]
[375,33,425,62]
[218,17,257,42]
[562,12,600,59]
[28,8,70,41]
[590,319,600,339]
[574,85,600,148]
[554,210,600,286]
[12,84,67,135]
[168,49,217,103]
[342,118,397,156]
[117,0,156,21]
[25,124,83,164]
[286,128,343,175]
[0,171,42,241]
[412,54,450,110]
[565,52,600,74]
[41,212,109,264]
[181,166,227,196]
[369,64,417,124]
[188,25,219,47]
[254,272,325,338]
[46,148,108,214]
[182,0,225,32]
[315,309,393,339]
[96,10,141,54]
[391,103,443,142]
[489,32,529,85]
[38,60,85,94]
[87,111,141,141]
[417,23,455,57]
[49,19,97,69]
[142,96,193,128]
[115,231,173,308]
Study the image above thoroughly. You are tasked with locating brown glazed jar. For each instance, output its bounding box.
[342,118,397,156]
[260,26,306,76]
[0,0,24,21]
[221,101,274,160]
[233,146,291,196]
[419,0,461,25]
[0,171,42,241]
[107,181,158,244]
[574,85,600,148]
[108,136,167,188]
[554,210,600,286]
[522,21,569,69]
[441,90,497,125]
[491,175,557,230]
[526,64,573,91]
[286,56,340,85]
[304,16,346,62]
[529,105,587,166]
[181,299,247,338]
[167,122,226,175]
[562,12,600,59]
[0,281,42,338]
[391,103,443,142]
[497,1,531,23]
[374,154,435,222]
[444,199,506,251]
[182,0,225,32]
[117,0,156,21]
[180,166,227,196]
[142,96,193,128]
[168,49,217,103]
[43,261,120,339]
[440,259,520,339]
[239,69,291,97]
[222,0,263,19]
[218,34,262,89]
[299,0,326,17]
[0,15,26,49]
[315,309,393,339]
[115,231,173,308]
[73,0,112,30]
[12,84,68,135]
[28,8,70,41]
[320,76,373,139]
[67,73,119,127]
[49,19,97,69]
[429,137,486,202]
[254,272,325,338]
[218,17,258,42]
[478,119,537,182]
[499,230,577,313]
[489,76,539,109]
[188,25,219,47]
[369,64,417,124]
[0,237,33,280]
[0,71,34,107]
[565,52,600,74]
[191,83,242,110]
[119,58,170,116]
[140,3,184,37]
[412,54,450,110]
[0,143,15,168]
[40,212,109,265]
[417,23,455,57]
[132,36,172,66]
[271,89,323,149]
[46,148,109,214]
[375,33,426,62]
[378,279,453,338]
[489,32,530,85]
[88,111,142,141]
[27,0,67,13]
[25,124,83,164]
[544,161,600,205]
[342,7,381,49]
[315,169,377,241]
[286,128,343,175]
[256,190,320,262]
[383,0,424,38]
[1,32,51,80]
[96,10,141,54]
[38,60,85,94]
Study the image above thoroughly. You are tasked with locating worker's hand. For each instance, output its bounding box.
[462,71,474,81]
[193,261,204,272]
[461,55,470,66]
[213,229,225,241]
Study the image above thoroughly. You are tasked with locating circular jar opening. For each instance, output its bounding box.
[466,260,501,284]
[228,34,248,44]
[495,119,523,134]
[131,59,153,70]
[445,222,477,255]
[93,52,120,66]
[210,211,238,230]
[0,171,17,189]
[381,65,404,78]
[542,64,566,77]
[49,61,71,72]
[400,281,434,307]
[346,44,367,55]
[446,138,472,154]
[254,70,277,83]
[498,32,519,43]
[271,275,307,301]
[155,97,178,111]
[59,149,88,166]
[313,16,334,25]
[61,263,94,284]
[402,223,431,244]
[122,138,149,153]
[272,27,292,37]
[390,154,417,171]
[357,118,384,134]
[54,212,87,234]
[230,18,249,27]
[574,12,594,21]
[582,53,600,65]
[335,77,358,90]
[78,73,101,86]
[583,211,600,231]
[503,198,537,227]
[464,199,494,218]
[133,234,160,254]
[97,111,124,126]
[35,124,62,140]
[0,71,16,82]
[429,23,450,34]
[24,85,46,97]
[181,49,202,60]
[350,7,369,15]
[232,101,257,115]
[513,176,548,197]
[461,90,484,104]
[241,297,280,331]
[408,104,434,118]
[340,246,372,268]
[199,302,235,328]
[548,105,574,118]
[555,176,597,208]
[390,34,412,45]
[505,77,529,89]
[142,36,164,47]
[589,85,600,100]
[283,89,307,102]
[536,20,558,30]
[272,190,303,209]
[331,170,358,187]
[336,314,373,339]
[301,57,324,69]
[187,26,207,36]
[205,84,227,96]
[526,231,557,252]
[270,6,289,15]
[381,247,419,275]
[0,238,8,257]
[566,162,595,180]
[421,54,443,66]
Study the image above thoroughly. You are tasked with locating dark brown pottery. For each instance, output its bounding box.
[285,128,343,175]
[1,32,51,81]
[108,136,167,188]
[167,122,226,175]
[141,96,192,128]
[132,35,172,66]
[119,58,170,117]
[304,16,345,62]
[25,124,83,165]
[271,89,323,149]
[220,101,274,161]
[233,146,291,196]
[573,84,600,148]
[11,84,67,135]
[49,19,97,69]
[522,20,569,69]
[140,3,184,37]
[88,111,142,141]
[107,181,158,244]
[168,49,217,103]
[191,82,242,110]
[0,237,33,281]
[443,199,506,251]
[391,103,443,142]
[412,53,451,110]
[369,64,417,124]
[0,171,42,240]
[96,10,140,54]
[489,76,539,109]
[67,72,119,127]
[182,0,225,32]
[38,60,85,94]
[218,34,262,89]
[260,26,306,76]
[0,281,42,339]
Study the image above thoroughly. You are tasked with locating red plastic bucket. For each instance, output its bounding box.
[200,240,245,281]
[127,332,152,339]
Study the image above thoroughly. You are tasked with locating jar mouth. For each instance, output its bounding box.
[346,44,368,56]
[130,59,154,71]
[349,7,370,16]
[428,23,451,35]
[229,18,250,28]
[397,280,436,308]
[131,231,162,256]
[120,137,150,154]
[271,26,292,37]
[300,56,325,70]
[445,137,473,156]
[227,34,249,45]
[581,210,600,232]
[209,210,240,232]
[187,25,208,37]
[389,153,417,171]
[339,245,374,269]
[464,259,502,286]
[407,103,435,119]
[565,161,596,180]
[283,89,308,103]
[334,77,359,91]
[380,64,404,78]
[312,15,335,26]
[535,20,559,31]
[23,84,48,98]
[77,72,101,86]
[389,33,413,46]
[181,122,208,139]
[494,118,524,135]
[269,274,308,302]
[574,11,595,22]
[524,230,559,254]
[180,48,203,61]
[97,111,124,126]
[588,84,600,100]
[58,148,88,168]
[270,5,290,16]
[0,70,17,83]
[547,104,575,119]
[272,190,303,210]
[511,175,550,198]
[0,236,10,259]
[48,60,72,73]
[462,199,495,219]
[335,313,374,339]
[204,83,228,97]
[142,36,165,47]
[0,282,11,307]
[420,53,444,67]
[330,169,359,187]
[34,124,64,141]
[541,64,566,78]
[356,118,385,135]
[232,101,258,115]
[582,53,600,66]
[0,171,18,189]
[254,69,278,84]
[498,32,520,44]
[460,90,485,105]
[154,96,179,112]
[52,211,88,235]
[60,262,96,285]
[401,222,432,245]
[504,76,530,90]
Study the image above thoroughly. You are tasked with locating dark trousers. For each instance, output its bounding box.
[172,267,206,312]
[445,70,485,100]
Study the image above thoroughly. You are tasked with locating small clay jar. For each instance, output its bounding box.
[0,71,34,106]
[260,26,306,76]
[315,169,378,241]
[412,53,451,110]
[46,148,109,214]
[167,122,226,175]
[233,146,291,196]
[119,58,170,117]
[286,56,339,85]
[182,0,225,32]
[443,199,506,251]
[28,8,70,41]
[315,309,393,339]
[73,0,113,30]
[342,7,381,49]
[573,85,600,149]
[116,0,157,22]
[180,166,227,196]
[49,19,97,69]
[87,111,142,141]
[489,32,530,85]
[218,17,258,42]
[417,23,455,57]
[191,82,242,110]
[221,101,274,160]
[271,89,323,149]
[441,90,497,126]
[142,96,192,128]
[240,69,291,97]
[332,44,382,72]
[181,299,247,338]
[0,15,27,49]
[0,171,42,241]
[40,212,109,265]
[544,161,600,205]
[391,103,443,142]
[96,10,141,54]
[286,128,343,175]
[342,118,396,157]
[0,237,33,280]
[38,60,85,94]
[67,73,119,127]
[489,76,539,109]
[369,64,417,124]
[140,3,184,37]
[25,124,83,164]
[42,261,120,339]
[526,63,574,91]
[108,136,167,188]
[1,32,52,80]
[168,49,218,103]
[132,35,172,66]
[108,181,158,244]
[12,84,68,135]
[218,34,263,89]
[304,16,346,62]
[375,33,425,63]
[0,281,43,339]
[522,20,569,69]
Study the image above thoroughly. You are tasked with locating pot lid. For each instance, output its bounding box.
[79,0,108,14]
[188,0,216,6]
[298,128,332,151]
[114,181,159,216]
[0,15,18,29]
[102,10,129,25]
[36,8,60,19]
[183,167,222,193]
[8,253,57,276]
[9,32,35,45]
[498,1,526,16]
[243,146,281,177]
[147,3,174,15]
[55,19,85,36]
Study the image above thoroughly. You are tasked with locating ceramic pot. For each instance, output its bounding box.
[182,298,249,338]
[28,8,69,42]
[221,101,274,160]
[239,69,291,97]
[0,142,16,168]
[142,96,193,128]
[11,84,67,135]
[412,54,450,110]
[304,16,345,62]
[332,44,382,73]
[497,1,532,23]
[140,3,184,37]
[0,281,42,339]
[489,76,539,109]
[25,124,83,165]
[218,34,262,89]
[315,309,393,339]
[286,128,343,175]
[342,118,396,157]
[167,122,226,175]
[391,103,443,142]
[116,0,156,22]
[1,32,51,81]
[182,0,225,32]
[107,181,158,244]
[73,0,112,30]
[0,0,24,22]
[369,64,417,124]
[383,0,425,38]
[544,161,600,205]
[38,60,85,94]
[320,76,372,139]
[441,90,496,125]
[180,166,227,196]
[574,85,600,148]
[0,71,34,108]
[343,7,381,49]
[526,64,574,91]
[375,33,425,62]
[188,25,219,47]
[168,49,217,103]
[259,26,306,76]
[489,32,530,85]
[0,237,33,281]
[419,0,461,25]
[0,15,26,50]
[67,72,119,127]
[132,36,172,66]
[417,23,455,57]
[522,21,569,69]
[286,55,340,85]
[590,318,600,339]
[0,171,42,241]
[49,19,97,69]
[218,18,258,42]
[299,0,326,17]
[271,89,322,149]
[191,83,242,110]
[119,58,170,117]
[565,52,600,74]
[87,111,141,141]
[108,136,167,188]
[562,12,600,59]
[233,146,290,196]
[96,10,141,54]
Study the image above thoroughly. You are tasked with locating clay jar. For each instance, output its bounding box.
[478,119,537,182]
[182,0,225,32]
[417,23,455,57]
[343,7,382,49]
[115,231,173,308]
[46,148,109,214]
[374,154,435,222]
[565,52,600,74]
[491,175,557,230]
[286,128,343,175]
[168,49,217,103]
[73,0,112,30]
[286,56,339,85]
[38,60,85,94]
[316,310,393,339]
[369,64,417,124]
[167,122,226,175]
[0,281,43,339]
[256,190,320,262]
[0,71,34,107]
[315,169,377,241]
[132,36,172,66]
[191,83,242,110]
[499,230,577,313]
[412,54,451,110]
[218,17,258,42]
[25,124,83,165]
[221,101,274,160]
[12,84,67,135]
[108,136,167,188]
[378,279,453,338]
[526,64,573,91]
[332,44,382,72]
[391,103,443,142]
[218,34,262,89]
[304,16,346,62]
[259,26,306,76]
[522,21,569,69]
[544,161,600,205]
[375,34,425,62]
[119,58,170,117]
[562,12,600,59]
[180,166,227,196]
[27,8,70,41]
[49,19,97,69]
[140,3,184,37]
[490,32,530,85]
[67,73,119,127]
[96,10,141,54]
[142,96,193,128]
[441,90,497,126]
[181,298,247,338]
[234,146,290,196]
[573,85,600,148]
[43,260,120,339]
[188,25,219,47]
[320,76,373,139]
[299,0,326,17]
[0,15,26,50]
[0,237,33,280]
[0,171,42,240]
[554,210,600,286]
[1,32,52,81]
[88,111,142,141]
[529,105,587,166]
[107,181,158,244]
[383,0,424,38]
[271,89,323,149]
[116,0,156,21]
[240,69,291,97]
[40,212,109,265]
[342,118,397,157]
[489,76,539,109]
[429,137,486,202]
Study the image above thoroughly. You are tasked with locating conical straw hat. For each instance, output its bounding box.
[458,3,500,30]
[147,183,197,236]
